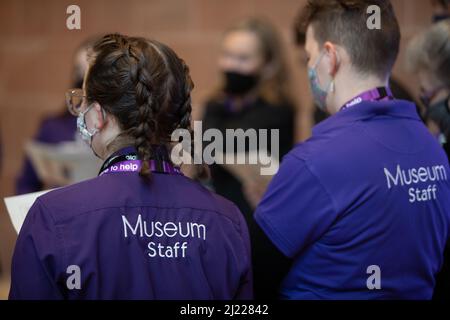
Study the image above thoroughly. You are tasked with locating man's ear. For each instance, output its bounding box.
[93,102,106,130]
[324,41,340,77]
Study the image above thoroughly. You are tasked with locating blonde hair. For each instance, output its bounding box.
[407,20,450,87]
[211,17,292,106]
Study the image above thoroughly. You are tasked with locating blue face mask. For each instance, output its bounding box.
[307,51,334,111]
[77,105,99,146]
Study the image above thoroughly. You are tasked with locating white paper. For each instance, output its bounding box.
[4,190,53,234]
[25,138,102,186]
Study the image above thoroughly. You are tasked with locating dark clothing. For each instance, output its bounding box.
[16,112,77,194]
[203,96,295,299]
[433,139,450,300]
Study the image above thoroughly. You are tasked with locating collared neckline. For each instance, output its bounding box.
[313,99,421,136]
[107,146,136,159]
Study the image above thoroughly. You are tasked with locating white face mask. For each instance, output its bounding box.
[77,105,99,146]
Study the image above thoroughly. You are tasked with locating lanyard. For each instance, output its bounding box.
[340,87,394,111]
[98,153,182,176]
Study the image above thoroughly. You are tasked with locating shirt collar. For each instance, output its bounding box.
[106,145,171,161]
[312,99,421,136]
[109,146,136,158]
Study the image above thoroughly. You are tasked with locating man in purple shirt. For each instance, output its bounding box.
[255,0,450,299]
[9,34,252,300]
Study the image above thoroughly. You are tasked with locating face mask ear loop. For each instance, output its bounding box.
[88,105,106,137]
[313,50,336,94]
[78,105,99,140]
[91,107,110,159]
[312,50,326,70]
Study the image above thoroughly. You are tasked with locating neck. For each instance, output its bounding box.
[98,133,134,161]
[96,146,117,162]
[329,74,388,114]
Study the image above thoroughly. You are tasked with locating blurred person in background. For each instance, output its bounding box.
[407,19,450,300]
[407,20,450,159]
[432,0,450,22]
[202,18,295,299]
[15,38,94,194]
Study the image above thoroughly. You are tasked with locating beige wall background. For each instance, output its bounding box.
[0,0,435,297]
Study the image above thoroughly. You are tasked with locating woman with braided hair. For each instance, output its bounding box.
[9,33,253,300]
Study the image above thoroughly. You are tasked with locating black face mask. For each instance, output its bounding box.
[224,71,259,96]
[427,97,450,138]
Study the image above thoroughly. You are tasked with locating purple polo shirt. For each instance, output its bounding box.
[255,99,450,299]
[10,149,252,300]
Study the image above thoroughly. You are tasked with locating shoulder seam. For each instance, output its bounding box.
[46,203,241,227]
[303,161,339,222]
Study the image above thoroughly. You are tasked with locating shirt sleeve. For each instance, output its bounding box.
[254,154,338,258]
[15,157,43,195]
[9,198,64,300]
[15,118,53,195]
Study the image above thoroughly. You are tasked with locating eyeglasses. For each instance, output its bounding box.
[65,88,86,116]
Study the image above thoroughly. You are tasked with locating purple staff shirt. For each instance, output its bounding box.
[9,148,253,300]
[255,99,450,299]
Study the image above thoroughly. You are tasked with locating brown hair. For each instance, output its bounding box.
[212,17,293,106]
[86,33,206,179]
[407,20,450,87]
[295,0,401,80]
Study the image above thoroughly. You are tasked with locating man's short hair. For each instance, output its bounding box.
[294,0,401,80]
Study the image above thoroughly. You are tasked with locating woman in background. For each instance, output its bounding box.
[407,19,450,300]
[407,20,450,159]
[202,18,295,299]
[432,0,450,22]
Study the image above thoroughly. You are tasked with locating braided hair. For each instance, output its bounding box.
[85,33,207,179]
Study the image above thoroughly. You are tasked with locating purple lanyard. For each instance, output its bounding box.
[100,159,182,176]
[340,87,393,111]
